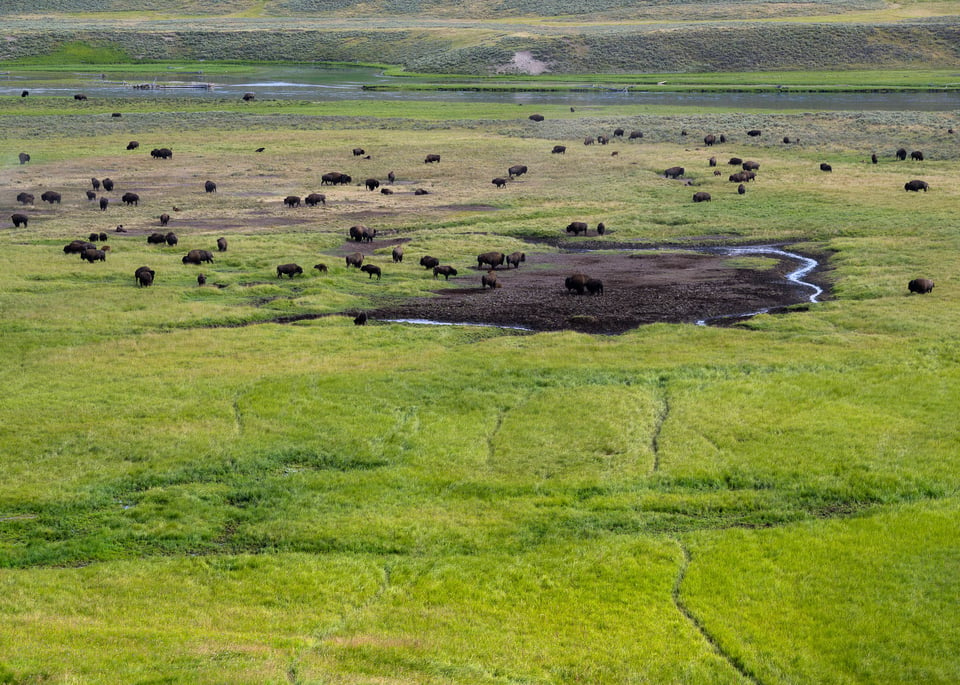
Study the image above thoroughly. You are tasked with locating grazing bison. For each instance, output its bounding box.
[20,90,28,97]
[738,183,746,195]
[16,192,34,205]
[528,114,545,122]
[747,129,762,137]
[704,134,716,146]
[11,213,28,228]
[360,264,382,280]
[597,222,605,236]
[86,190,97,201]
[151,148,173,159]
[89,232,101,242]
[112,112,122,118]
[820,163,832,172]
[477,251,505,269]
[507,251,525,269]
[354,311,367,325]
[871,153,878,164]
[387,171,395,183]
[708,156,717,167]
[277,263,303,278]
[895,148,907,161]
[664,166,685,179]
[729,171,756,183]
[564,273,588,295]
[204,180,217,193]
[255,147,265,153]
[908,278,934,294]
[98,232,108,242]
[904,180,929,192]
[508,164,528,179]
[197,273,206,286]
[911,150,924,161]
[628,130,643,140]
[126,141,139,150]
[614,128,625,137]
[91,177,101,191]
[122,192,139,206]
[566,221,588,236]
[583,136,594,146]
[102,178,114,191]
[424,154,441,163]
[365,178,380,191]
[74,93,87,101]
[345,252,364,268]
[217,237,227,252]
[492,177,507,189]
[742,160,760,171]
[135,266,155,287]
[552,145,567,154]
[81,248,106,263]
[321,172,351,185]
[41,191,62,204]
[597,135,609,145]
[380,187,393,195]
[160,213,170,226]
[64,240,96,254]
[692,191,711,202]
[392,245,404,263]
[147,233,167,245]
[242,92,255,101]
[414,188,429,195]
[728,157,743,166]
[585,278,604,295]
[314,263,328,273]
[352,147,365,156]
[419,255,439,270]
[283,195,301,208]
[164,232,178,247]
[305,193,326,206]
[433,265,458,280]
[18,152,30,164]
[349,225,376,243]
[481,270,499,289]
[182,249,214,265]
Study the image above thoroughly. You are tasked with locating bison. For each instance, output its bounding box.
[165,233,178,247]
[147,233,167,245]
[596,222,606,236]
[704,134,716,146]
[276,263,303,278]
[566,221,588,236]
[614,128,625,137]
[126,141,139,150]
[664,166,684,179]
[481,270,499,289]
[197,273,206,286]
[492,177,507,189]
[419,255,439,270]
[81,248,106,263]
[204,180,217,193]
[583,137,594,146]
[283,195,301,208]
[182,249,214,265]
[18,152,30,165]
[628,130,643,140]
[346,252,364,268]
[908,278,934,294]
[692,191,711,202]
[564,273,588,295]
[64,240,96,254]
[597,135,609,145]
[352,147,365,156]
[242,92,255,101]
[820,163,832,172]
[585,278,604,295]
[552,145,566,154]
[747,129,762,137]
[424,154,441,164]
[709,156,717,167]
[41,191,62,204]
[414,188,429,195]
[102,178,114,192]
[354,311,367,326]
[304,193,326,206]
[122,192,139,206]
[528,114,545,122]
[742,160,760,171]
[360,264,382,280]
[728,157,743,166]
[508,164,528,179]
[151,148,173,159]
[433,265,458,280]
[135,266,155,287]
[392,245,404,263]
[365,178,380,191]
[895,148,907,161]
[321,172,351,185]
[160,213,170,226]
[89,232,101,242]
[314,263,328,273]
[506,251,525,268]
[738,183,746,195]
[871,153,878,164]
[349,225,376,243]
[477,251,505,269]
[74,93,87,101]
[11,213,28,228]
[16,192,34,205]
[904,180,929,192]
[911,150,924,161]
[217,237,227,252]
[380,187,393,195]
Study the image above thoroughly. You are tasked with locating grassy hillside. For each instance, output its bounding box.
[0,91,958,682]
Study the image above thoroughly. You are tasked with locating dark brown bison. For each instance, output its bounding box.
[283,195,301,208]
[135,266,155,287]
[89,232,101,242]
[86,190,97,201]
[424,154,441,163]
[122,192,139,206]
[64,240,96,254]
[506,252,525,268]
[321,172,351,185]
[147,233,167,245]
[81,248,106,263]
[597,222,605,236]
[613,128,625,137]
[99,197,109,212]
[508,164,528,179]
[102,178,114,191]
[182,249,214,265]
[314,263,328,273]
[420,255,439,270]
[380,187,393,195]
[365,178,380,191]
[352,147,365,156]
[91,177,102,191]
[354,311,367,325]
[11,213,28,228]
[911,150,924,161]
[16,192,34,205]
[242,92,255,101]
[360,264,382,280]
[895,148,907,161]
[747,129,762,137]
[414,188,430,195]
[908,278,934,294]
[738,183,746,195]
[41,191,61,204]
[585,278,604,295]
[74,93,87,101]
[126,141,139,150]
[217,237,227,252]
[552,145,566,154]
[704,134,716,146]
[477,251,505,269]
[111,112,122,118]
[664,166,684,179]
[742,160,760,171]
[528,114,545,122]
[392,246,404,263]
[151,148,173,159]
[387,171,395,183]
[255,147,265,152]
[277,263,303,278]
[871,153,878,164]
[98,232,107,242]
[481,270,499,289]
[433,265,458,280]
[904,180,929,192]
[728,157,743,166]
[564,273,588,295]
[692,191,711,202]
[719,134,727,143]
[708,156,717,167]
[115,225,126,233]
[566,221,588,236]
[583,137,594,146]
[349,225,376,242]
[346,252,364,268]
[305,193,326,206]
[165,233,179,247]
[597,135,609,145]
[628,130,643,140]
[729,171,756,183]
[18,152,30,165]
[20,90,28,97]
[820,163,832,172]
[197,273,206,286]
[160,213,170,226]
[492,177,507,189]
[204,180,217,193]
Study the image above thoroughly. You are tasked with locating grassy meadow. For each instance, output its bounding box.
[1,88,959,683]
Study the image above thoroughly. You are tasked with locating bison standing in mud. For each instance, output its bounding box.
[277,263,303,278]
[904,180,929,192]
[481,270,499,289]
[151,148,173,159]
[321,172,351,185]
[477,251,505,269]
[585,278,604,295]
[566,221,588,236]
[159,213,170,226]
[908,278,934,294]
[564,273,588,295]
[506,252,525,268]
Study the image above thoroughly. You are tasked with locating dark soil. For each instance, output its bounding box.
[369,246,826,335]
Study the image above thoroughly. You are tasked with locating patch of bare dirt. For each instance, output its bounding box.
[369,248,825,334]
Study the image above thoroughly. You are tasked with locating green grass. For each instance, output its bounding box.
[0,92,958,682]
